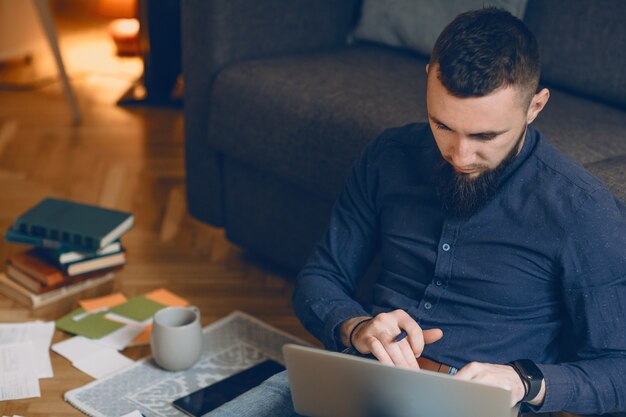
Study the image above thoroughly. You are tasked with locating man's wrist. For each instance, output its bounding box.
[340,316,372,348]
[507,360,545,404]
[527,379,546,406]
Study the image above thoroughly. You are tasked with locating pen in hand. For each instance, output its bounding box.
[395,330,408,342]
[343,329,410,359]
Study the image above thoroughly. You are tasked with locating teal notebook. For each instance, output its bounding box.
[11,198,134,250]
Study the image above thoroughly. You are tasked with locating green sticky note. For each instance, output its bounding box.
[56,308,125,339]
[109,296,166,322]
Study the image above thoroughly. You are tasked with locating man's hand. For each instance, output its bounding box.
[454,362,546,407]
[340,310,443,369]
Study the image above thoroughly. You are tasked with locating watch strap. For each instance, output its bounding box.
[508,359,543,403]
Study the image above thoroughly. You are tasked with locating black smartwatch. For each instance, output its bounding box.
[508,359,544,403]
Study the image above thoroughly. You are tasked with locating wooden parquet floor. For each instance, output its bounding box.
[0,7,317,416]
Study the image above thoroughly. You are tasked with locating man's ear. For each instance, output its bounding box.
[426,64,429,75]
[527,88,550,124]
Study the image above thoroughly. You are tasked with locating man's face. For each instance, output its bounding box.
[426,66,530,179]
[426,65,550,219]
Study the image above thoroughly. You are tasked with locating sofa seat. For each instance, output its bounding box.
[209,45,626,203]
[208,44,429,199]
[587,155,626,203]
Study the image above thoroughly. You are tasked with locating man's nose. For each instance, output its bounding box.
[450,137,476,167]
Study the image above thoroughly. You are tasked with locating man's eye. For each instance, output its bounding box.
[476,134,497,141]
[436,123,451,131]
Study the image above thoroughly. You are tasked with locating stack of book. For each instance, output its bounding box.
[0,198,134,309]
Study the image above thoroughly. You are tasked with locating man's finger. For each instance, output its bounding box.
[394,313,426,357]
[406,328,425,358]
[423,328,444,345]
[397,340,419,369]
[369,337,394,366]
[453,362,480,381]
[454,363,524,407]
[382,339,411,368]
[403,327,443,357]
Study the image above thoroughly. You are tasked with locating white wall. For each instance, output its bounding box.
[0,0,45,61]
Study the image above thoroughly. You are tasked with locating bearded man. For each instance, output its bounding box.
[294,7,626,416]
[208,7,626,417]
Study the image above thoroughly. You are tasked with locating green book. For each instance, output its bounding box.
[11,198,134,250]
[109,296,166,322]
[56,297,167,339]
[56,308,126,339]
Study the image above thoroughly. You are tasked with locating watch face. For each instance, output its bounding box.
[510,359,544,403]
[516,359,543,380]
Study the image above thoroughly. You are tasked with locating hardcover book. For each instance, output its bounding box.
[0,272,116,309]
[37,241,122,265]
[11,198,133,250]
[8,250,65,286]
[5,263,54,294]
[61,249,126,277]
[5,261,122,294]
[5,228,68,250]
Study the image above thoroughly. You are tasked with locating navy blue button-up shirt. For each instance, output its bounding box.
[293,123,626,414]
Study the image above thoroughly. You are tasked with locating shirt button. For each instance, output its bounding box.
[424,302,432,310]
[435,280,443,286]
[442,243,451,251]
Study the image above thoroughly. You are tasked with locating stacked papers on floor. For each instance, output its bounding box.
[0,321,55,401]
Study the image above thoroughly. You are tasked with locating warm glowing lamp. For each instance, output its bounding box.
[94,0,140,56]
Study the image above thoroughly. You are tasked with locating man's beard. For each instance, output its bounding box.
[435,127,526,220]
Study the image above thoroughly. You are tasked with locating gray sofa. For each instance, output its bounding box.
[182,0,626,274]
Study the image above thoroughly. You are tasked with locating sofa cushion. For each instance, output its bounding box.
[209,44,428,198]
[353,0,528,57]
[524,0,626,108]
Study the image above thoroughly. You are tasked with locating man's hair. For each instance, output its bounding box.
[429,7,540,106]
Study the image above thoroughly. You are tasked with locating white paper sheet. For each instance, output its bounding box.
[0,342,41,401]
[72,349,134,379]
[53,335,136,379]
[52,336,111,364]
[95,324,145,351]
[0,342,35,372]
[0,321,55,378]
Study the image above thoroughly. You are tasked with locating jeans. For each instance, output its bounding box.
[204,370,302,417]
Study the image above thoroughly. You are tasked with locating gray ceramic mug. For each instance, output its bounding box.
[151,306,203,371]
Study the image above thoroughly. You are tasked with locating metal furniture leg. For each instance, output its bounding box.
[32,0,82,125]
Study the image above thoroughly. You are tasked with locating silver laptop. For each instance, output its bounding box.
[283,344,519,417]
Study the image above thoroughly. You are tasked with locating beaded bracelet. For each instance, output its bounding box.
[349,317,373,351]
